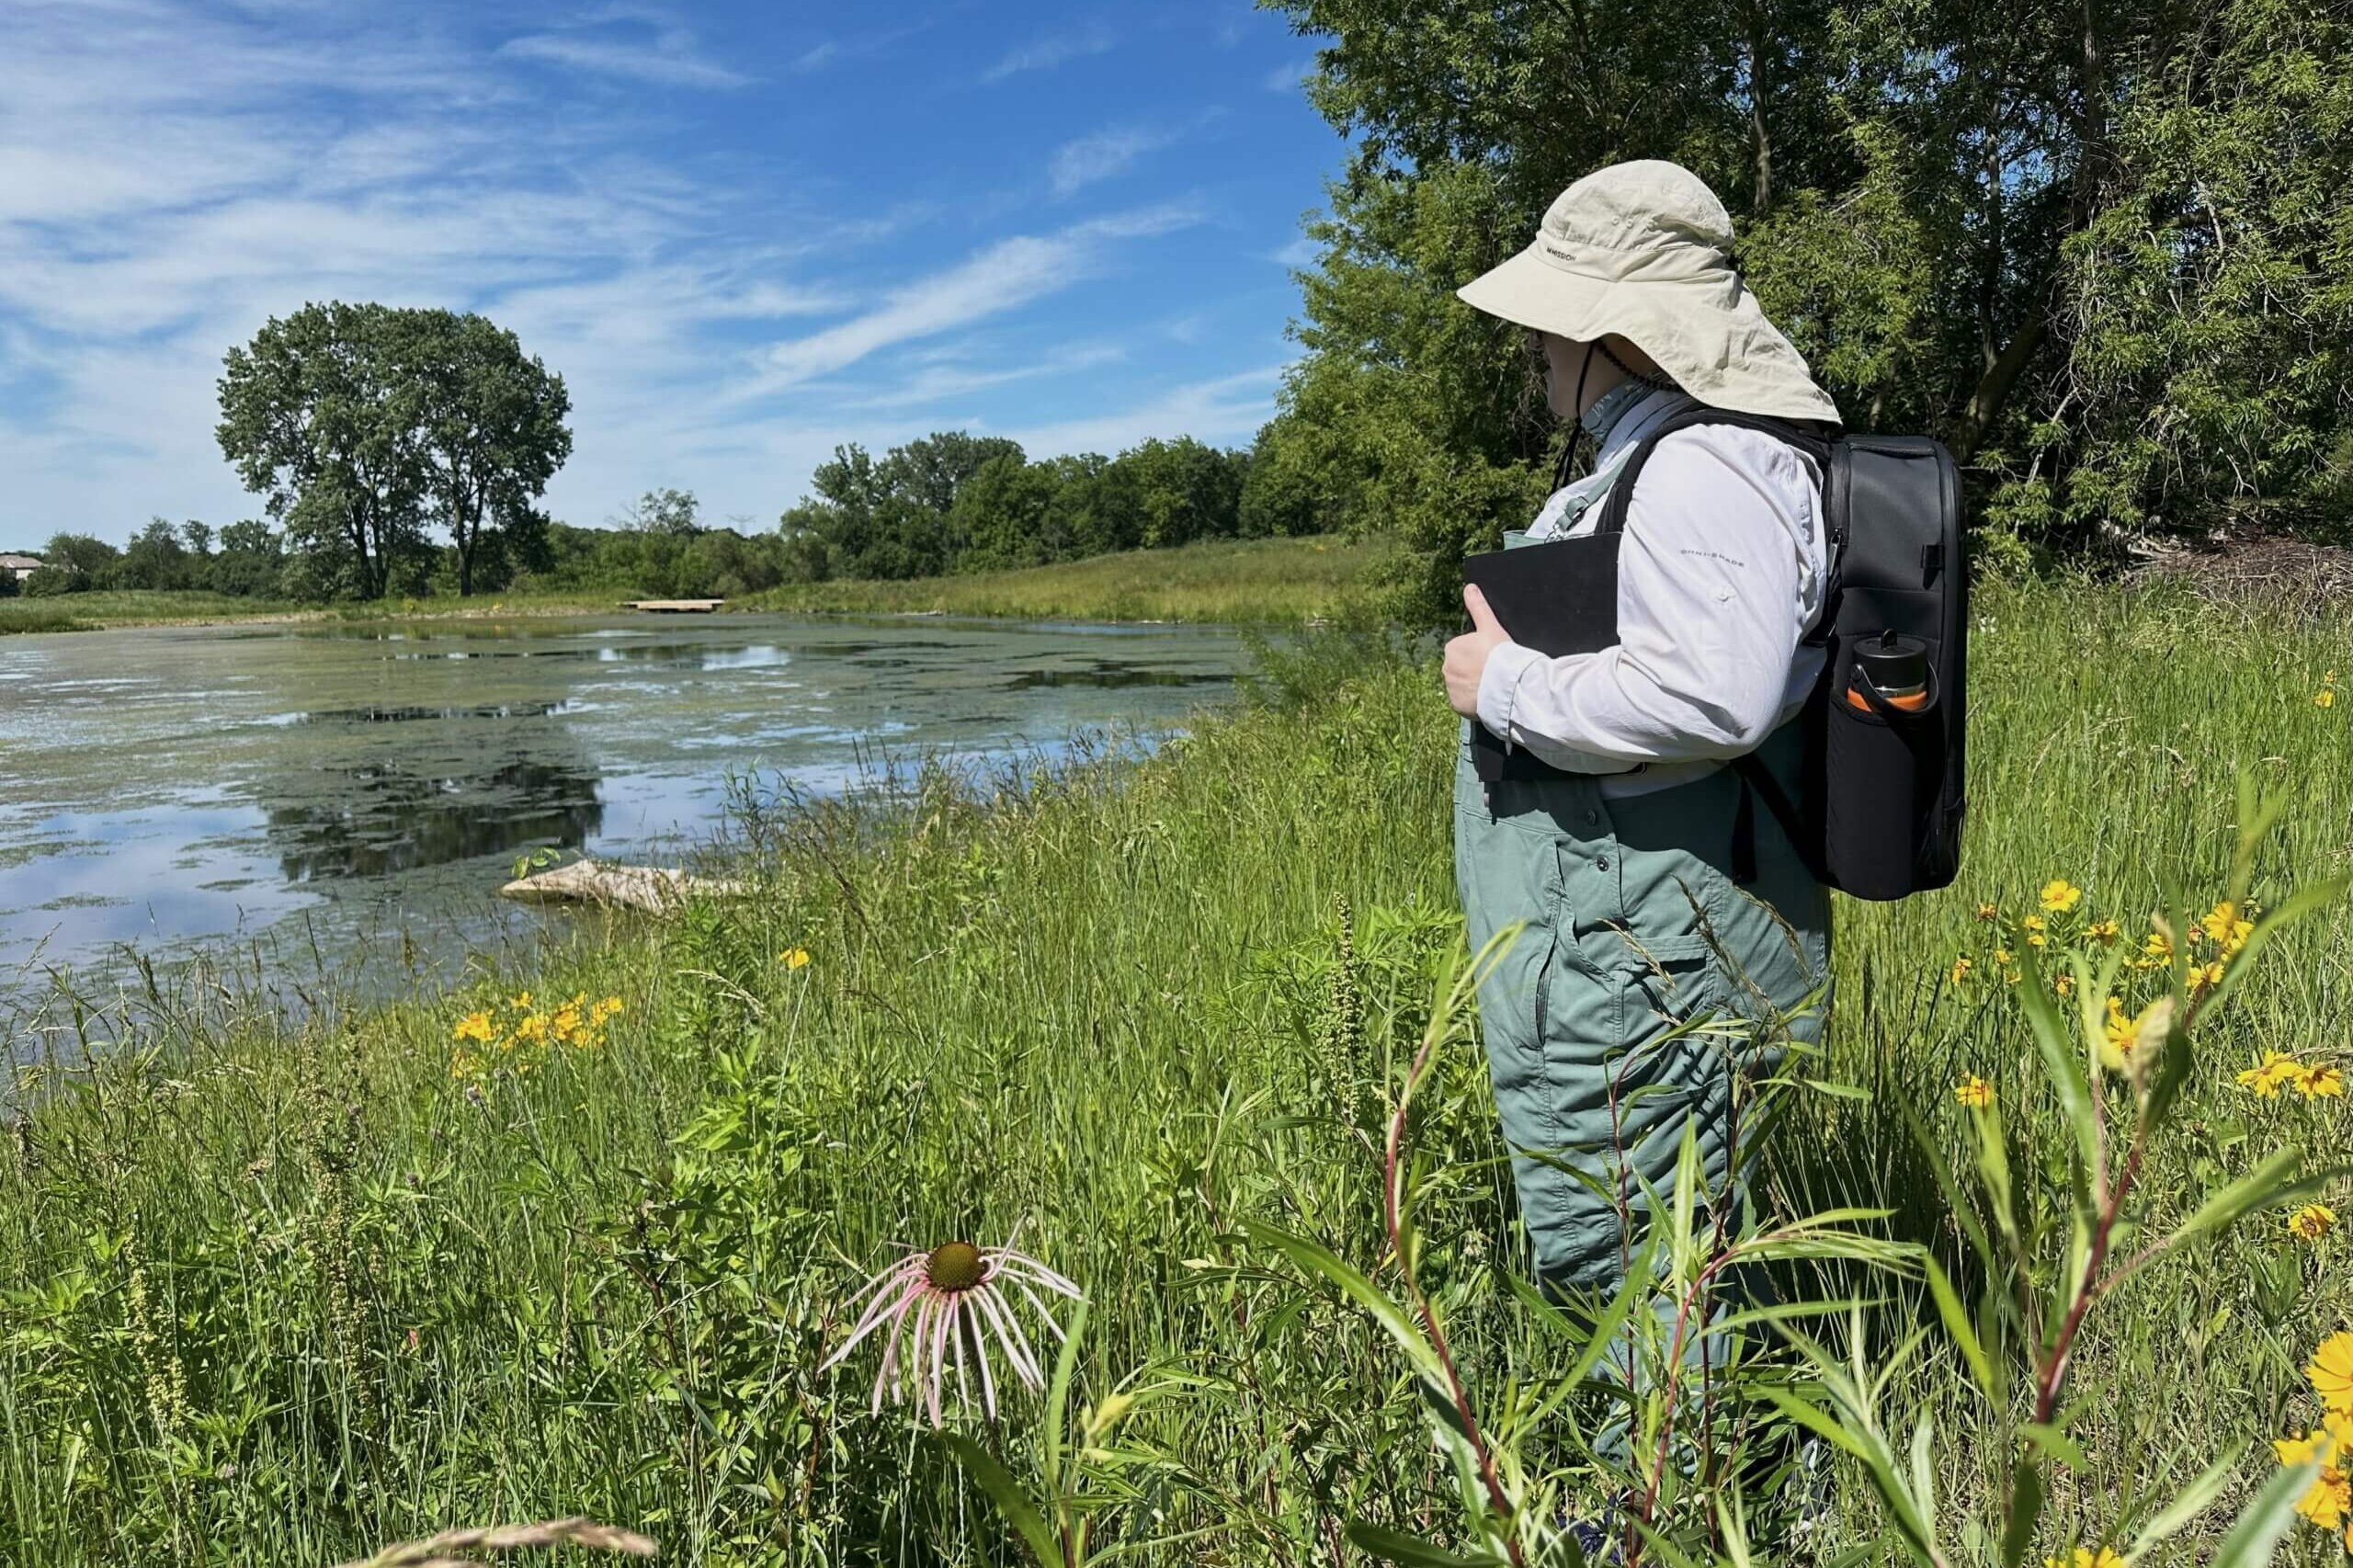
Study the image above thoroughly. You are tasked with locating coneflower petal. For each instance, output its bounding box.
[1008,1277,1073,1343]
[969,1293,1000,1417]
[926,1295,955,1426]
[824,1273,926,1371]
[992,1250,1083,1298]
[948,1294,972,1415]
[972,1282,1046,1390]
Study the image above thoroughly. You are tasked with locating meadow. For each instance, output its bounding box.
[1,572,2349,1566]
[0,537,1378,638]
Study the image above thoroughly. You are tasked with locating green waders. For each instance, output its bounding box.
[1453,718,1829,1301]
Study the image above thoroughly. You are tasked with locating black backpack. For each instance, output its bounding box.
[1595,409,1968,903]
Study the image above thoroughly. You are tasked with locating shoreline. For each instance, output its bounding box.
[0,535,1384,637]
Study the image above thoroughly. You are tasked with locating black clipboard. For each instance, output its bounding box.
[1461,531,1621,781]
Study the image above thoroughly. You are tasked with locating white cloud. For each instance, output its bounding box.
[983,25,1116,83]
[845,343,1127,411]
[1004,367,1288,457]
[1050,125,1180,198]
[1264,56,1316,93]
[498,26,749,88]
[1271,236,1322,268]
[743,205,1202,394]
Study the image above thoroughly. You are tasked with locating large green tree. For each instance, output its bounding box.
[1264,0,2353,619]
[217,301,574,599]
[399,310,573,597]
[218,302,427,600]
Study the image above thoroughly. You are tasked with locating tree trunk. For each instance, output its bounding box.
[1953,312,2049,465]
[1745,14,1772,212]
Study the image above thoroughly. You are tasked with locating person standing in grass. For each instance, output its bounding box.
[1441,164,1839,1341]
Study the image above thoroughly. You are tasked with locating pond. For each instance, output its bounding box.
[0,613,1253,1033]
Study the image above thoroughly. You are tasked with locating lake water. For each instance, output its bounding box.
[0,614,1249,1032]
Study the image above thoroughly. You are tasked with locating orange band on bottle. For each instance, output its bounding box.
[1847,687,1929,713]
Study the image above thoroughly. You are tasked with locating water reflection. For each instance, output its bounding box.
[0,611,1252,1021]
[267,756,605,881]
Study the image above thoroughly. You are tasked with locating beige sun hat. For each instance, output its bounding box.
[1458,159,1840,426]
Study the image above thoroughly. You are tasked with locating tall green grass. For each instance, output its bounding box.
[0,574,2347,1563]
[745,534,1387,624]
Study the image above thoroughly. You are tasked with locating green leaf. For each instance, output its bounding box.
[2126,1447,2243,1557]
[2212,1461,2320,1568]
[1344,1521,1508,1568]
[1924,1256,2001,1404]
[1241,1220,1443,1385]
[1998,1457,2043,1568]
[939,1432,1063,1567]
[2013,946,2100,1228]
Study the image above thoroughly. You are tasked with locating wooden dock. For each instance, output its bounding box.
[620,598,726,613]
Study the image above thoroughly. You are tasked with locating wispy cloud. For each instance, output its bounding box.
[744,205,1200,394]
[847,342,1127,411]
[1050,125,1181,198]
[983,24,1116,84]
[498,23,748,88]
[1264,56,1316,92]
[1004,366,1288,457]
[1271,236,1321,268]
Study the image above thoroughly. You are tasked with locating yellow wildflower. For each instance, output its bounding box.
[2302,1063,2347,1100]
[2311,1333,2353,1415]
[2042,1550,2127,1568]
[2039,880,2084,914]
[2239,1051,2306,1098]
[1949,956,1973,985]
[1974,902,2000,922]
[2027,932,2049,948]
[779,947,813,970]
[2189,960,2226,996]
[2053,971,2075,996]
[1992,947,2014,966]
[2099,995,2172,1075]
[1954,1075,1994,1109]
[2086,918,2120,944]
[2321,687,2338,709]
[2291,1204,2337,1243]
[510,991,533,1011]
[449,1048,485,1083]
[2277,1427,2350,1528]
[2200,901,2238,945]
[589,995,624,1027]
[452,1011,496,1044]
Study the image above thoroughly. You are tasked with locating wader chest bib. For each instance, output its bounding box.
[1454,522,1831,1295]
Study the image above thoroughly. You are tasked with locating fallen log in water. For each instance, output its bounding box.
[496,858,747,913]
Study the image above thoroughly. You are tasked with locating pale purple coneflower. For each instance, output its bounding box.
[819,1236,1082,1426]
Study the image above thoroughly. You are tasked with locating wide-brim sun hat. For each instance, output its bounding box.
[1458,159,1841,426]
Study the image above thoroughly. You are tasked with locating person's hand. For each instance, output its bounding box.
[1444,585,1510,718]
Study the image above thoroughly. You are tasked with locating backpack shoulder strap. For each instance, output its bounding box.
[1593,405,1845,645]
[1593,406,1837,536]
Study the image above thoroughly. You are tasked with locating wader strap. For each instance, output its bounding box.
[1731,752,1820,884]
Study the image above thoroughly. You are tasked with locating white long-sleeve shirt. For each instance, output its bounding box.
[1475,386,1827,798]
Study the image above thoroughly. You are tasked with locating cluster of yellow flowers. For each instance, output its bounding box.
[1955,886,2253,1012]
[449,990,624,1084]
[778,947,813,970]
[2277,1333,2353,1544]
[2237,1049,2347,1102]
[1953,1074,1995,1109]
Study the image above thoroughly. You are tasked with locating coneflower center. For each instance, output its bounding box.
[925,1241,986,1292]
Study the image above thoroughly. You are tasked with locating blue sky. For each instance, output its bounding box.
[0,1,1342,545]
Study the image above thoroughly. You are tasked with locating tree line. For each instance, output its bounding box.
[6,297,1335,604]
[1263,0,2353,623]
